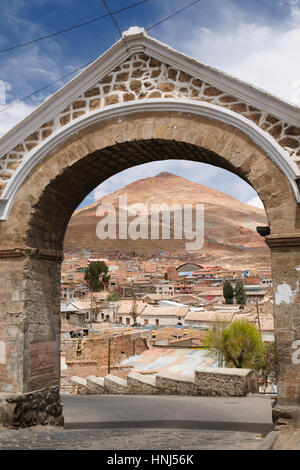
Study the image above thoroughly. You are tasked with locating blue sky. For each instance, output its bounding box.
[0,0,299,210]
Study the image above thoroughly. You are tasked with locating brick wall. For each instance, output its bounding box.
[61,331,148,382]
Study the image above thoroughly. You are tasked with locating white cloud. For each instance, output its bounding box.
[0,100,36,137]
[88,159,258,208]
[159,2,300,104]
[247,196,264,209]
[93,186,108,202]
[225,23,300,104]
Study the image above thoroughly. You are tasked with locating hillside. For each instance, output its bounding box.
[64,172,270,268]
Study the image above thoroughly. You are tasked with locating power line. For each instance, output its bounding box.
[146,0,201,31]
[0,60,96,114]
[0,0,202,115]
[101,0,129,50]
[0,0,149,55]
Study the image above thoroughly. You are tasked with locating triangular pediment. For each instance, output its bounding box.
[0,26,299,205]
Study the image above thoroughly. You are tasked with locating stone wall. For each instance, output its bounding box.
[104,374,127,394]
[127,372,158,395]
[0,254,61,395]
[70,367,259,398]
[268,243,300,428]
[62,333,148,368]
[0,386,63,428]
[69,377,88,395]
[155,372,200,396]
[64,360,100,379]
[86,376,104,394]
[60,333,139,391]
[61,361,133,391]
[195,368,259,397]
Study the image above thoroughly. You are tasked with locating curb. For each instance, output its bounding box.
[257,430,279,450]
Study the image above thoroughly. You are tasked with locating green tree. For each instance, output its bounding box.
[223,281,234,304]
[235,281,247,305]
[107,292,120,302]
[131,292,138,325]
[203,319,265,369]
[84,261,110,292]
[260,342,276,391]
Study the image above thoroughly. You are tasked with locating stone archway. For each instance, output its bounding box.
[0,27,299,428]
[0,109,299,428]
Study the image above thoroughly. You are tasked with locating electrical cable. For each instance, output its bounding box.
[146,0,201,32]
[0,0,149,55]
[0,0,202,114]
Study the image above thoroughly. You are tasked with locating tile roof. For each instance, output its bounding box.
[141,306,189,317]
[185,311,235,322]
[116,299,147,315]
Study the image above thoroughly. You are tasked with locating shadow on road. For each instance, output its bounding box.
[65,420,274,434]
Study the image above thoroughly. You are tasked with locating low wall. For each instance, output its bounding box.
[62,333,148,368]
[127,372,159,395]
[195,367,259,397]
[70,377,88,395]
[68,367,260,398]
[156,372,200,396]
[86,376,105,394]
[104,374,128,394]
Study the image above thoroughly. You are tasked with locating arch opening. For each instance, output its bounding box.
[26,138,262,252]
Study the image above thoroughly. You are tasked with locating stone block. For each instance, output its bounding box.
[127,372,158,395]
[104,374,128,394]
[86,375,105,395]
[156,372,199,396]
[195,367,258,397]
[70,376,88,395]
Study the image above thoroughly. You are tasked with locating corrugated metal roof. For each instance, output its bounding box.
[120,347,218,377]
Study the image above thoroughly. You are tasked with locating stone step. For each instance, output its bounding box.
[86,376,105,395]
[70,376,88,395]
[156,372,200,396]
[127,372,159,395]
[104,374,128,394]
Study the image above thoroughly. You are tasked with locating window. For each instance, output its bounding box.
[156,319,159,326]
[144,319,149,325]
[126,318,130,325]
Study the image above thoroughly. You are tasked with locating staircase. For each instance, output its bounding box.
[69,367,259,397]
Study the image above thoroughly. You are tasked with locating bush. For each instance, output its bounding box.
[203,319,265,369]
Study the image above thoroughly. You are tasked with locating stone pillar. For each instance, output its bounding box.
[266,235,300,428]
[0,248,64,428]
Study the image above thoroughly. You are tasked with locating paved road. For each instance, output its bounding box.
[63,393,274,434]
[0,394,275,450]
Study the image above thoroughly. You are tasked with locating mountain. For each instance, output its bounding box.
[64,172,270,268]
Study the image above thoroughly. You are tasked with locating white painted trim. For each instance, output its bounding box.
[138,34,300,124]
[0,28,299,159]
[0,98,299,220]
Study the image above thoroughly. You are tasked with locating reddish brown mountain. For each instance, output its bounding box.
[64,172,270,268]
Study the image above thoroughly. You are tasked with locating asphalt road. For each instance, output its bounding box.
[0,394,275,450]
[62,393,274,434]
